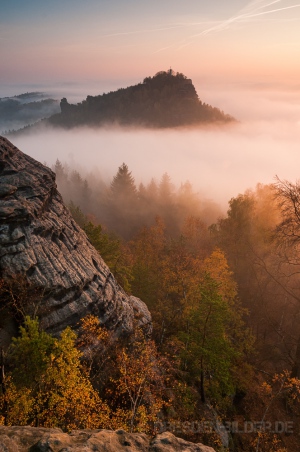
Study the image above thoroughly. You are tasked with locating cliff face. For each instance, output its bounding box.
[0,136,151,339]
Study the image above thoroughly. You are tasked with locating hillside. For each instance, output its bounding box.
[0,92,59,134]
[48,70,235,128]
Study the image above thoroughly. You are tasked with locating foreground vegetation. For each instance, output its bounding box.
[2,160,300,451]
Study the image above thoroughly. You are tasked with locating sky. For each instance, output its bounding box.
[1,0,300,92]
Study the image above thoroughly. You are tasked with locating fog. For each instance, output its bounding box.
[7,83,300,210]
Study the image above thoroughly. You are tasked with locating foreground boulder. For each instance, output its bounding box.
[0,136,151,340]
[0,426,216,452]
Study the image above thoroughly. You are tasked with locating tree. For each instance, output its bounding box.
[53,159,67,181]
[83,221,133,292]
[108,163,139,238]
[157,173,179,235]
[158,172,173,202]
[111,163,137,199]
[273,177,300,378]
[77,315,171,434]
[68,201,87,228]
[68,203,133,291]
[110,329,170,433]
[178,263,250,406]
[274,177,300,248]
[130,217,167,314]
[0,317,110,430]
[211,185,293,373]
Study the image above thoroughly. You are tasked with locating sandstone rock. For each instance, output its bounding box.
[0,136,151,340]
[149,431,216,451]
[0,426,216,452]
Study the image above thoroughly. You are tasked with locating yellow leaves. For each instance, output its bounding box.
[2,317,112,431]
[34,378,111,431]
[0,376,34,426]
[79,314,109,345]
[203,248,237,303]
[252,430,288,452]
[109,328,170,433]
[2,317,171,434]
[285,377,300,403]
[259,370,300,427]
[261,382,272,397]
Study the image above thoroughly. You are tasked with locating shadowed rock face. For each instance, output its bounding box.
[0,426,217,452]
[0,136,151,338]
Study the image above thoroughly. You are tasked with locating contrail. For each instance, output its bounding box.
[102,21,216,38]
[242,0,281,12]
[239,4,300,20]
[152,45,175,54]
[100,0,300,53]
[103,25,185,38]
[181,1,300,42]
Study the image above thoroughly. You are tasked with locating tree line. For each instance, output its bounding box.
[53,160,221,240]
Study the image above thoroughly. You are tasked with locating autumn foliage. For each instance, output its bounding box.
[3,163,300,451]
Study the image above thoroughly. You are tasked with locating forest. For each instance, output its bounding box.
[1,159,300,452]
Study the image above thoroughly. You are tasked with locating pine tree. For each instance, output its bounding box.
[108,163,139,239]
[111,163,137,199]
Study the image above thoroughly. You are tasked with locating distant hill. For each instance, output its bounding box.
[48,70,235,128]
[0,92,59,134]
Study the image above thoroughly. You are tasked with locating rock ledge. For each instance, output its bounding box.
[0,426,216,452]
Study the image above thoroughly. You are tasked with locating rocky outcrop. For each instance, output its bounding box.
[0,136,151,340]
[47,70,234,129]
[0,426,216,452]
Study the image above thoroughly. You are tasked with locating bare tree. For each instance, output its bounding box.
[273,177,300,377]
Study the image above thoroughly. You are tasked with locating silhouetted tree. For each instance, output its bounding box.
[107,163,139,239]
[111,163,137,199]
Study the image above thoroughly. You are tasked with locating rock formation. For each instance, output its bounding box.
[0,426,216,452]
[0,136,151,341]
[47,70,234,129]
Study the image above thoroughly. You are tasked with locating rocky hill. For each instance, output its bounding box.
[0,136,151,344]
[48,70,234,128]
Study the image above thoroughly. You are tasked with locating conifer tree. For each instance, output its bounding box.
[111,163,137,199]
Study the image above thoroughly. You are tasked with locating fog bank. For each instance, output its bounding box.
[4,82,300,209]
[9,120,300,209]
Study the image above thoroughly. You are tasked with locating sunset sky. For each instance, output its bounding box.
[2,0,300,91]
